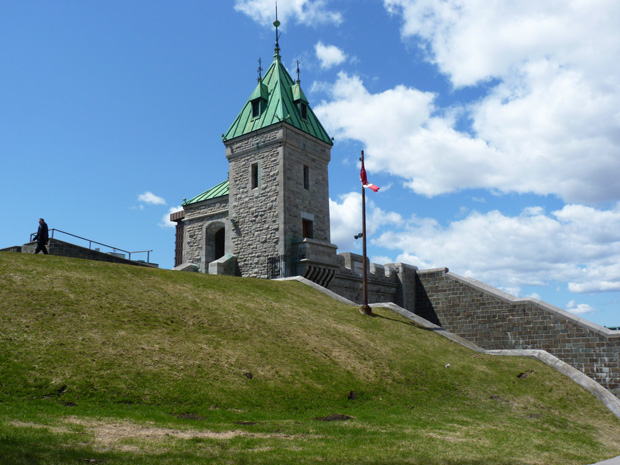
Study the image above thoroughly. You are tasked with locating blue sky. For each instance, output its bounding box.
[2,0,620,328]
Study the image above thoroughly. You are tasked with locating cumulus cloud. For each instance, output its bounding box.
[315,42,347,69]
[384,0,620,87]
[315,73,502,197]
[315,1,620,203]
[566,300,596,315]
[329,192,402,253]
[234,0,342,27]
[329,201,620,296]
[138,192,166,206]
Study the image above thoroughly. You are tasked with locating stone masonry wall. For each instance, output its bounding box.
[226,127,281,278]
[415,268,620,393]
[282,126,332,245]
[328,253,418,309]
[182,196,229,271]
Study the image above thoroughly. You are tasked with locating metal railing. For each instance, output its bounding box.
[30,229,152,263]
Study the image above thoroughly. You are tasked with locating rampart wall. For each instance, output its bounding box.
[20,239,155,268]
[414,268,620,393]
[328,252,418,311]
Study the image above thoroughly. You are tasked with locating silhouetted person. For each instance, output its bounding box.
[33,218,49,255]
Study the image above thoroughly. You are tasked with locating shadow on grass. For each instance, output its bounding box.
[0,434,600,465]
[0,436,114,465]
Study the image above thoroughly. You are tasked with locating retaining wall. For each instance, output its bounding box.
[328,253,418,310]
[415,268,620,393]
[20,239,156,268]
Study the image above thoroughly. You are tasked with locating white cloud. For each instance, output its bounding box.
[138,192,166,206]
[384,0,620,88]
[329,191,402,253]
[315,42,346,69]
[159,206,183,229]
[315,73,502,197]
[566,300,596,315]
[234,0,342,27]
[356,202,620,295]
[313,1,620,203]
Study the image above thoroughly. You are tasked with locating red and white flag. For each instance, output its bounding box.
[360,160,380,192]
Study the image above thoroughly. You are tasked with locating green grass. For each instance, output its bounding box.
[1,252,619,464]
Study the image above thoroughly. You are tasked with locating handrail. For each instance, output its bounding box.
[30,229,152,263]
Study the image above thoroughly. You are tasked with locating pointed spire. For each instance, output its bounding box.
[296,60,301,83]
[257,58,263,82]
[273,2,281,57]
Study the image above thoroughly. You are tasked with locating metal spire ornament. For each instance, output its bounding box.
[273,2,281,55]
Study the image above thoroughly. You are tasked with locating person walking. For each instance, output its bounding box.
[33,218,49,255]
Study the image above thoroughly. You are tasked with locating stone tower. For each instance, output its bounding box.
[172,27,339,285]
[222,38,339,281]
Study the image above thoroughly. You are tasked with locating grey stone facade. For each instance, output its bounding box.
[174,123,338,281]
[224,124,336,279]
[182,196,231,273]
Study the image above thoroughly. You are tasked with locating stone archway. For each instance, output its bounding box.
[204,221,226,265]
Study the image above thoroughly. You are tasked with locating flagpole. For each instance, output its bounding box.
[360,150,373,316]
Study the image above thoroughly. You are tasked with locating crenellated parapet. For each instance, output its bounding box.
[328,252,417,309]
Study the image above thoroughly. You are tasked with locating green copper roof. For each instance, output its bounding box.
[182,180,229,206]
[223,54,333,146]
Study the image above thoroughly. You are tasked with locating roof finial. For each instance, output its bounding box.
[257,58,263,82]
[273,1,281,56]
[296,60,301,83]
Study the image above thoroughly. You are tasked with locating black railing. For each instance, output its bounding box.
[30,229,152,263]
[267,255,287,279]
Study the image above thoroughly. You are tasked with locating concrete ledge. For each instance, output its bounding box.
[589,456,620,465]
[173,263,199,272]
[208,253,236,276]
[276,276,357,306]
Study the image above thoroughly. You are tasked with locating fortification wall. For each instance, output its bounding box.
[21,239,154,268]
[328,253,418,309]
[415,268,620,393]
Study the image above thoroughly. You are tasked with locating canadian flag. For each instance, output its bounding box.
[360,160,380,192]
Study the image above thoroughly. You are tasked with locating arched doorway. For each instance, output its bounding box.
[204,222,226,264]
[214,227,225,260]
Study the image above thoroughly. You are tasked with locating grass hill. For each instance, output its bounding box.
[1,252,619,465]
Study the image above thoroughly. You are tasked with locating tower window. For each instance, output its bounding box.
[252,100,261,118]
[302,219,314,239]
[303,165,309,190]
[251,162,259,189]
[300,102,308,120]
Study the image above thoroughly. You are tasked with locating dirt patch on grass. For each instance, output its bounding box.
[63,417,310,443]
[11,417,318,453]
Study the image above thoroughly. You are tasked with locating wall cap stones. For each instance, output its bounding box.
[446,271,620,338]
